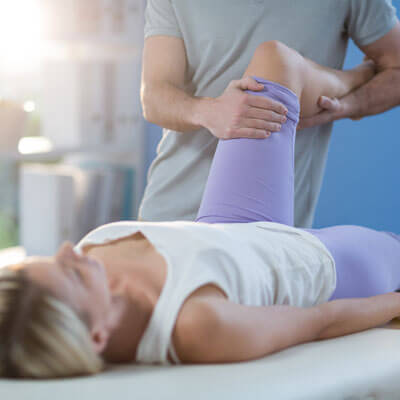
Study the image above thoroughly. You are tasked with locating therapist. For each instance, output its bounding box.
[138,0,400,228]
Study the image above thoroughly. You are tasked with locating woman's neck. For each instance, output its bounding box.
[102,288,154,363]
[81,231,167,363]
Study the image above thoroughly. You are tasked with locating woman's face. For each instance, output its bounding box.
[15,241,112,329]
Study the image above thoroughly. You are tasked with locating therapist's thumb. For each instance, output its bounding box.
[233,76,265,92]
[319,96,341,111]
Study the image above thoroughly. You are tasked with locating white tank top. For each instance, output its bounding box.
[74,220,336,365]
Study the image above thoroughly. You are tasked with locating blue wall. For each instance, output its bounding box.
[313,15,400,231]
[144,13,400,232]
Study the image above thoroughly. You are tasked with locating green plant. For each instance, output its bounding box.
[0,211,18,250]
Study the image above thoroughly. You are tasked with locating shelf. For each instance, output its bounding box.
[42,40,143,61]
[0,144,141,163]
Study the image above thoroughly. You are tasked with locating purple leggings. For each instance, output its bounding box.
[195,77,400,301]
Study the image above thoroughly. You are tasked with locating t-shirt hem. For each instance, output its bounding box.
[144,28,183,39]
[295,228,337,299]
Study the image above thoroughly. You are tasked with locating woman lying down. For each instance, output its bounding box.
[2,41,400,379]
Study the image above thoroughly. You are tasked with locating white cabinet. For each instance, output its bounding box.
[19,161,138,256]
[81,62,108,146]
[112,59,143,149]
[40,59,143,150]
[40,0,144,43]
[103,0,144,42]
[20,164,77,256]
[39,0,145,150]
[41,60,107,148]
[40,0,102,39]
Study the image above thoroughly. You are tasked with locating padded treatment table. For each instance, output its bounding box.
[2,321,400,400]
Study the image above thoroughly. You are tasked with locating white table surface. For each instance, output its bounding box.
[1,323,400,400]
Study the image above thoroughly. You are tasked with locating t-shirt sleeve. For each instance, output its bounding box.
[144,0,183,39]
[347,0,397,46]
[346,0,398,47]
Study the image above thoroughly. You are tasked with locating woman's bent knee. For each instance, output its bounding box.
[255,41,303,69]
[245,40,305,95]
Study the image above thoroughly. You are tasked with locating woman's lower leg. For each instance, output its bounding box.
[242,40,375,118]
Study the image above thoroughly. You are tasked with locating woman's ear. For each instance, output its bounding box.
[91,325,110,354]
[56,241,79,263]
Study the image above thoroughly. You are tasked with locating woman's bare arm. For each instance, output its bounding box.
[317,292,400,340]
[173,293,400,363]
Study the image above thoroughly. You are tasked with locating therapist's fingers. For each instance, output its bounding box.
[241,118,282,132]
[297,96,341,130]
[246,107,288,124]
[231,127,272,139]
[235,76,266,92]
[319,96,341,111]
[246,93,288,115]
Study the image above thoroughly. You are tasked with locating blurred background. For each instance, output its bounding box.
[0,0,146,262]
[0,0,399,265]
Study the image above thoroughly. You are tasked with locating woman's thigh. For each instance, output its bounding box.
[304,225,400,300]
[195,78,300,226]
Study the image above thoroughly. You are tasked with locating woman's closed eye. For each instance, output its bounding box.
[72,267,84,282]
[63,264,84,283]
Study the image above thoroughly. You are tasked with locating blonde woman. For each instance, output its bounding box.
[2,41,400,379]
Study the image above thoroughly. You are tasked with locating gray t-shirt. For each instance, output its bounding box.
[138,0,398,228]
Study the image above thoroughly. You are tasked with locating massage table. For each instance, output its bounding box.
[1,248,400,399]
[1,321,400,399]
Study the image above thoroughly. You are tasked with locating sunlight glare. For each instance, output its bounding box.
[0,0,43,73]
[23,100,36,113]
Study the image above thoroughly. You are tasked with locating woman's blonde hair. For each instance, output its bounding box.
[0,268,104,379]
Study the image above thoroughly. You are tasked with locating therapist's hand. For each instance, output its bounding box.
[297,93,363,130]
[202,77,289,139]
[297,55,376,130]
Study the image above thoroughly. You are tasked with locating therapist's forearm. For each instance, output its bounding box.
[351,67,400,117]
[141,81,213,133]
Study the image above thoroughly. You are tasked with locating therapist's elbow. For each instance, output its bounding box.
[141,88,157,124]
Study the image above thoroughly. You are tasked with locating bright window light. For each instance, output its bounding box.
[23,100,36,113]
[18,136,53,154]
[0,0,43,74]
[0,247,26,268]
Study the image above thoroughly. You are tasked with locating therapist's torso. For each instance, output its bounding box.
[138,0,397,228]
